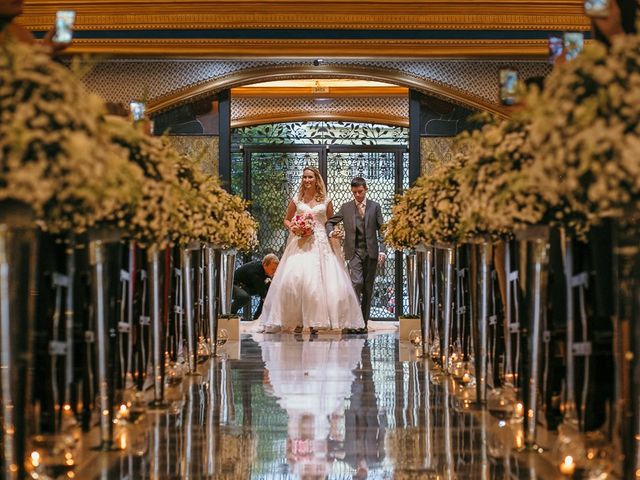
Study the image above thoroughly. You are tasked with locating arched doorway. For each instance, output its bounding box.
[232,120,410,320]
[152,72,488,320]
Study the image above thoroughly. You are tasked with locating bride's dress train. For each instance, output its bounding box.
[259,198,365,331]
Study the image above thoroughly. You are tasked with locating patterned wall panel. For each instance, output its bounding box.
[80,59,550,107]
[81,60,297,104]
[231,96,408,124]
[167,136,219,175]
[339,60,551,105]
[420,137,457,175]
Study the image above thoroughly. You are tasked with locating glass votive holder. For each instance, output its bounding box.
[487,386,517,420]
[408,330,422,347]
[217,328,229,347]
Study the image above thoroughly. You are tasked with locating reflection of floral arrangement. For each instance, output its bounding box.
[522,33,640,233]
[0,40,143,234]
[385,427,431,474]
[291,213,316,237]
[219,430,256,478]
[384,155,465,249]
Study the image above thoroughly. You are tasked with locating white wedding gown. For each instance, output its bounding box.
[259,197,365,331]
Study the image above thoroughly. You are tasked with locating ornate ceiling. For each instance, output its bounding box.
[19,0,590,58]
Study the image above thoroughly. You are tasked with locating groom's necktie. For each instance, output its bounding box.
[357,201,365,217]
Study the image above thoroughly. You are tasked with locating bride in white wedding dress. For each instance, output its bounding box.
[259,166,365,333]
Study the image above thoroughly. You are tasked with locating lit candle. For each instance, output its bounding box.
[462,373,471,384]
[559,455,576,476]
[514,428,524,450]
[30,451,40,468]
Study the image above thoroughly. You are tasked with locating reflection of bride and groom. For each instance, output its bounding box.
[259,335,386,478]
[260,166,386,334]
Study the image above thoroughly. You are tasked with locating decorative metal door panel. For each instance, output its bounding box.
[243,146,322,258]
[236,144,407,320]
[327,146,409,320]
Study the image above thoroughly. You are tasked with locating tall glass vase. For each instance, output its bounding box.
[612,215,640,479]
[475,241,492,405]
[0,202,38,479]
[503,239,522,390]
[148,245,168,409]
[182,242,202,376]
[406,250,419,317]
[219,249,237,317]
[417,245,433,359]
[436,244,456,373]
[516,226,550,449]
[206,245,219,357]
[88,228,123,451]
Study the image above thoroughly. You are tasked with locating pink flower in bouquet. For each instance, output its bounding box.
[291,213,316,237]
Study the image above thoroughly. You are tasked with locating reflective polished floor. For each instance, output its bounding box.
[80,331,564,479]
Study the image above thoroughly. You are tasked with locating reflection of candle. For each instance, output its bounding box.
[559,455,576,476]
[515,402,524,418]
[514,428,524,450]
[116,403,130,422]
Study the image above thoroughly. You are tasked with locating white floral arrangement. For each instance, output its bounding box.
[0,39,258,250]
[0,39,143,234]
[523,32,640,233]
[106,116,257,250]
[172,155,258,251]
[455,115,558,239]
[105,115,186,247]
[385,155,465,249]
[390,27,640,244]
[384,177,430,250]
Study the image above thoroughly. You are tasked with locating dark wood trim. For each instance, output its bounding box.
[218,90,232,191]
[409,89,422,185]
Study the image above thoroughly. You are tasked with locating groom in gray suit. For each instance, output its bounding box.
[327,177,386,333]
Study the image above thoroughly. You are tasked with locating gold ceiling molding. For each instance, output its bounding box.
[146,64,512,117]
[57,38,555,59]
[20,1,590,31]
[232,86,409,98]
[231,112,409,128]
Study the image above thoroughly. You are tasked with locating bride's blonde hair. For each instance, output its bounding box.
[296,166,327,202]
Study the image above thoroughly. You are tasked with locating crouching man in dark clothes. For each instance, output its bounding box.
[231,253,279,320]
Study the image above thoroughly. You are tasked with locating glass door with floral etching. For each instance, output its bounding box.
[231,122,409,319]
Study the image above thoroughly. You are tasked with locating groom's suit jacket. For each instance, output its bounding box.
[327,199,385,261]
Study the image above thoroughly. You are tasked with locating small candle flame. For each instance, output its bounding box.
[559,455,576,475]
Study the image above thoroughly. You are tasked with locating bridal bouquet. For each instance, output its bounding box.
[291,213,316,237]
